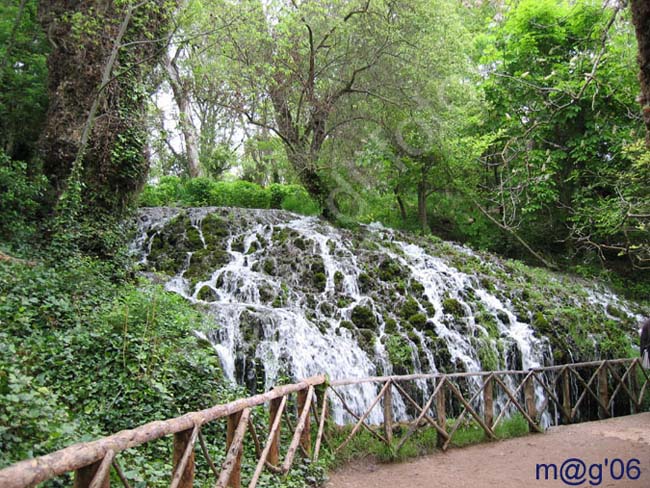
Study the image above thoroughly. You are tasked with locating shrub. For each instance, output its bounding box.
[139,176,183,206]
[280,187,320,215]
[181,177,218,206]
[0,152,47,243]
[139,178,321,215]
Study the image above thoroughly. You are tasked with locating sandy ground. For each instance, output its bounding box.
[326,413,650,488]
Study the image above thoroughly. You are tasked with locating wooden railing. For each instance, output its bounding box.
[0,358,648,488]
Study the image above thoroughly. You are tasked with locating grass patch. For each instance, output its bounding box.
[328,413,531,466]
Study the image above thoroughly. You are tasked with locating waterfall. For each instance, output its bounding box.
[133,207,644,425]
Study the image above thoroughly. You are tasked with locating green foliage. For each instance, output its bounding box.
[0,256,241,482]
[0,0,49,160]
[139,177,320,215]
[330,413,531,466]
[475,0,646,269]
[0,152,46,244]
[384,335,412,369]
[0,336,78,468]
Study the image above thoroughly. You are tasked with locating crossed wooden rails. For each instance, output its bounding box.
[0,358,647,488]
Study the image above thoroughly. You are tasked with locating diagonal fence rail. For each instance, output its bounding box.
[0,358,648,488]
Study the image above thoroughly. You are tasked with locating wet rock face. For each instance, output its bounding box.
[133,207,647,422]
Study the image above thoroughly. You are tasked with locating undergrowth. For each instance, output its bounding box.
[329,413,530,466]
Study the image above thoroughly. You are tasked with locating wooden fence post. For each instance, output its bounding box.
[297,389,312,457]
[268,398,282,466]
[435,381,446,449]
[172,429,196,488]
[74,455,112,488]
[629,361,639,414]
[483,376,494,430]
[562,368,572,423]
[524,375,537,432]
[226,412,243,488]
[598,364,610,419]
[383,381,393,445]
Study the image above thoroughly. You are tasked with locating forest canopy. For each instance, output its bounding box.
[0,0,649,275]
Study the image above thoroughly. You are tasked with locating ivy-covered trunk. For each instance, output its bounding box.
[631,0,650,148]
[37,0,177,224]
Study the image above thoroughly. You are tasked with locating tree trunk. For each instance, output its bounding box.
[164,52,201,178]
[38,0,177,213]
[417,181,428,233]
[286,149,330,216]
[395,189,407,221]
[631,0,650,148]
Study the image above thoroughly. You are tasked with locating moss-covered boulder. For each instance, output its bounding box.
[400,297,420,319]
[350,305,377,330]
[442,297,464,317]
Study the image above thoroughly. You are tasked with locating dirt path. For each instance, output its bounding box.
[326,413,650,488]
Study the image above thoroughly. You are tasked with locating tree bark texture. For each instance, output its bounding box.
[631,0,650,148]
[37,0,177,212]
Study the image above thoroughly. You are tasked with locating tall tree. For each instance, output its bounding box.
[630,0,650,148]
[37,0,178,224]
[204,0,467,216]
[477,0,646,266]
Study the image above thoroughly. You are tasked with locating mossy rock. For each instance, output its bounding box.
[480,277,496,292]
[429,338,452,372]
[263,259,276,275]
[477,313,499,339]
[271,294,285,308]
[400,297,420,319]
[186,226,204,249]
[231,235,245,252]
[197,285,218,302]
[258,284,276,303]
[201,214,229,246]
[336,296,354,308]
[477,341,500,371]
[384,335,414,373]
[311,259,325,275]
[406,330,420,345]
[410,279,425,295]
[408,313,427,330]
[313,272,327,292]
[532,312,550,333]
[239,310,266,344]
[378,258,405,282]
[185,248,230,284]
[247,240,260,254]
[148,249,187,276]
[442,298,464,317]
[605,303,626,319]
[496,310,510,324]
[294,237,306,250]
[351,305,377,330]
[334,271,344,289]
[422,299,436,316]
[384,318,398,334]
[339,320,355,331]
[319,301,336,317]
[271,227,298,245]
[358,273,372,293]
[356,329,377,356]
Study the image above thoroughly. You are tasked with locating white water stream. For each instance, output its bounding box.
[134,208,640,426]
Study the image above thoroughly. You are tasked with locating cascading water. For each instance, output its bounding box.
[133,207,645,426]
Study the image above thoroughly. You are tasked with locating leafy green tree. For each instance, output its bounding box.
[196,0,472,217]
[477,0,648,268]
[0,0,48,161]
